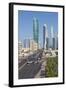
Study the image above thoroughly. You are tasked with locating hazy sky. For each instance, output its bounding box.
[18,10,58,47]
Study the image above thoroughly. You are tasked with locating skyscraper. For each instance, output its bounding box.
[51,26,55,50]
[33,18,39,45]
[55,32,58,50]
[43,24,49,50]
[43,25,45,49]
[46,38,49,50]
[53,38,55,50]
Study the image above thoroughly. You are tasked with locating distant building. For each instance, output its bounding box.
[30,39,38,51]
[18,41,22,55]
[53,38,55,50]
[21,39,38,52]
[54,32,58,50]
[51,26,56,50]
[23,39,30,48]
[46,38,49,50]
[43,25,58,50]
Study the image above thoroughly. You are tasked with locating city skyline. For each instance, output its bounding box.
[18,10,58,48]
[18,11,58,80]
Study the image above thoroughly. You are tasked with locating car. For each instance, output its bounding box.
[27,60,33,64]
[27,56,34,64]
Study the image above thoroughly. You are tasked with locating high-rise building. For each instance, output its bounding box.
[51,26,55,50]
[43,24,49,50]
[33,18,39,47]
[53,38,55,50]
[55,32,58,50]
[46,38,49,50]
[43,25,45,49]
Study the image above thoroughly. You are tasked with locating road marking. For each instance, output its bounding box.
[34,69,41,78]
[19,62,27,71]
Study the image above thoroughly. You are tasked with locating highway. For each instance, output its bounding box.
[18,49,43,79]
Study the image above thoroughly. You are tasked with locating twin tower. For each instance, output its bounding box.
[33,18,58,50]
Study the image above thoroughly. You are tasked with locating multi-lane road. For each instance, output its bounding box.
[19,63,42,79]
[18,49,45,79]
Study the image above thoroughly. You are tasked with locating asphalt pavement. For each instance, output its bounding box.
[18,63,41,79]
[18,49,43,79]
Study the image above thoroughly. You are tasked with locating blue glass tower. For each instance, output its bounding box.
[33,18,39,44]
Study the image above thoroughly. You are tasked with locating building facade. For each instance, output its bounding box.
[33,18,39,46]
[29,39,38,51]
[18,41,22,56]
[23,39,30,48]
[43,24,49,50]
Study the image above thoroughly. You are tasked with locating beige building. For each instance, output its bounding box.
[29,39,38,51]
[21,39,38,52]
[18,41,22,56]
[18,39,40,57]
